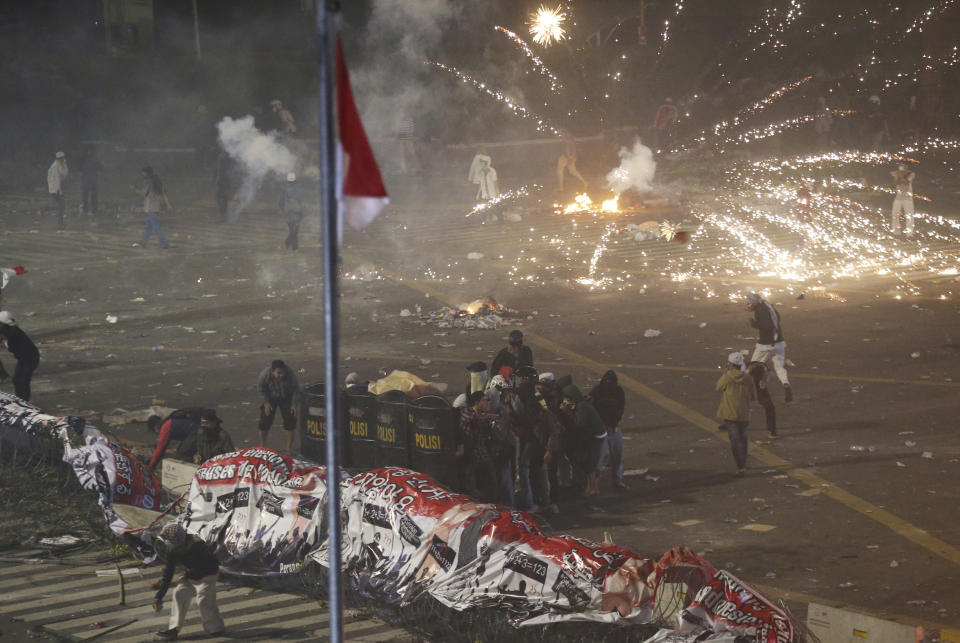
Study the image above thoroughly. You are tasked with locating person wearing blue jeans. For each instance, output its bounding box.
[715,352,756,476]
[721,420,749,472]
[596,427,625,486]
[130,166,171,249]
[590,370,627,489]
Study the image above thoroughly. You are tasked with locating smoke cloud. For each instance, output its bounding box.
[605,139,657,195]
[216,116,297,219]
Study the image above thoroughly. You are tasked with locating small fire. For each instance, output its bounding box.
[561,193,622,214]
[600,195,620,212]
[563,193,594,214]
[458,296,506,316]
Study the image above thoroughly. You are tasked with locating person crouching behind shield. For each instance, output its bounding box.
[153,523,224,640]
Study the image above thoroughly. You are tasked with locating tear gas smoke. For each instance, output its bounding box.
[605,139,656,195]
[216,116,297,219]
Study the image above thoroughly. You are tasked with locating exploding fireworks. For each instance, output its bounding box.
[416,0,960,302]
[529,5,566,46]
[495,26,563,93]
[425,61,562,136]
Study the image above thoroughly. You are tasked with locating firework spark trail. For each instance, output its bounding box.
[466,185,540,218]
[711,110,854,151]
[494,26,563,93]
[673,111,853,153]
[852,0,957,85]
[425,61,562,136]
[734,0,805,62]
[675,76,813,149]
[896,0,956,42]
[880,48,960,90]
[658,0,685,56]
[691,201,802,279]
[579,223,617,287]
[754,151,920,170]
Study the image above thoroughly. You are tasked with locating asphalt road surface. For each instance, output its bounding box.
[2,168,959,634]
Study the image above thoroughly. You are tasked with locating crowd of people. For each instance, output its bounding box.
[40,96,304,250]
[452,329,627,514]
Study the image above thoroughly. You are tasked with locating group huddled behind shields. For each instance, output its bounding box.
[453,330,630,514]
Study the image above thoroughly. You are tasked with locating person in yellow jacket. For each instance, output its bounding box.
[716,352,756,476]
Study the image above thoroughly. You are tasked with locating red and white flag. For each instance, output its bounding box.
[1,265,27,289]
[337,41,389,231]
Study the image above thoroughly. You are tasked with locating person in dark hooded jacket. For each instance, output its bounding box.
[559,384,606,496]
[490,330,533,380]
[589,370,627,489]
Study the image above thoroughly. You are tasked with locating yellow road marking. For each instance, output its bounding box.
[749,582,959,633]
[376,267,960,570]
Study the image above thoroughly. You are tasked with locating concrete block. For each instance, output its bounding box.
[806,602,922,642]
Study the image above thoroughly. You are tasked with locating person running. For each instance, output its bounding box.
[556,130,587,192]
[130,166,171,249]
[746,293,792,403]
[748,360,778,438]
[0,311,40,401]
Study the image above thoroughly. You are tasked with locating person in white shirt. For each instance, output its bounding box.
[890,164,916,236]
[468,153,499,201]
[47,151,69,230]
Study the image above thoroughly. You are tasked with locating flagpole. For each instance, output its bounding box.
[315,1,344,641]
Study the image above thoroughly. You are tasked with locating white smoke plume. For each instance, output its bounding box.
[605,139,657,195]
[217,116,297,219]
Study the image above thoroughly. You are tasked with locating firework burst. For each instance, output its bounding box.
[529,5,566,46]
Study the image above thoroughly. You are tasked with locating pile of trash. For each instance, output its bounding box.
[414,296,524,330]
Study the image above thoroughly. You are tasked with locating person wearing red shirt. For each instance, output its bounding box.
[147,413,201,471]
